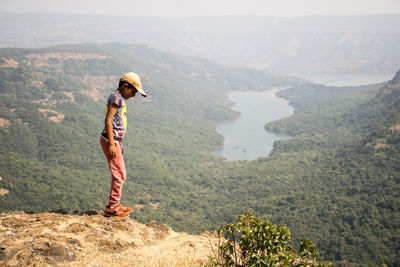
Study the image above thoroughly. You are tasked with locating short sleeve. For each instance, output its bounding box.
[107,93,121,107]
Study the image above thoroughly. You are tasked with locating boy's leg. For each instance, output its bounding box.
[100,137,126,208]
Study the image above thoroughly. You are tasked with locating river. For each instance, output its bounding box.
[290,72,394,86]
[213,73,395,161]
[212,88,293,161]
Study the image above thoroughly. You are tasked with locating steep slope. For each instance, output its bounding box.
[256,72,400,265]
[357,70,400,171]
[374,70,400,114]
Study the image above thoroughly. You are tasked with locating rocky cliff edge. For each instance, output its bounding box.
[0,211,218,266]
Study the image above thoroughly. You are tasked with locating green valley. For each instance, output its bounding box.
[0,44,399,266]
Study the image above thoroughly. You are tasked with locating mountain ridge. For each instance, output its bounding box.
[1,13,399,73]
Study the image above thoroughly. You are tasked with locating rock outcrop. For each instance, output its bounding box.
[0,211,218,266]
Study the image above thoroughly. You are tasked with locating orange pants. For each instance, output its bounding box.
[100,137,126,208]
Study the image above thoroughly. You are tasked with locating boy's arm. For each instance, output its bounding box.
[105,104,118,158]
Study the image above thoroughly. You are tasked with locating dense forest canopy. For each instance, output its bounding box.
[0,44,399,266]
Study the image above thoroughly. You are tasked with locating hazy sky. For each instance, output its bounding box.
[1,0,400,17]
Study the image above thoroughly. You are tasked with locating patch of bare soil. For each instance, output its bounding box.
[31,80,44,87]
[32,93,58,107]
[62,92,75,102]
[82,88,105,102]
[0,118,11,128]
[374,143,390,150]
[134,204,146,210]
[33,91,75,107]
[0,211,217,267]
[149,202,161,210]
[381,81,400,95]
[25,53,109,68]
[38,108,65,123]
[15,118,30,126]
[66,74,119,102]
[199,161,215,168]
[389,124,400,134]
[79,75,118,90]
[0,188,9,196]
[0,57,19,69]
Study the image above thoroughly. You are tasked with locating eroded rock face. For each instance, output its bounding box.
[0,211,217,266]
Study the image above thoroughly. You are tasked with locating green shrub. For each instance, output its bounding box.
[207,211,331,266]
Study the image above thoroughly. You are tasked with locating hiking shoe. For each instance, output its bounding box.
[119,204,133,213]
[104,205,130,217]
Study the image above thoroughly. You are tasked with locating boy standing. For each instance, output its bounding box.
[100,72,147,217]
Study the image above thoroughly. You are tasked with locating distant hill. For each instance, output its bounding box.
[1,13,399,74]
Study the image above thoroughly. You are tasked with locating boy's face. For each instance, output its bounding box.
[121,83,138,99]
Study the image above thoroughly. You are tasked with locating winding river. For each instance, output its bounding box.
[213,73,395,161]
[212,88,293,161]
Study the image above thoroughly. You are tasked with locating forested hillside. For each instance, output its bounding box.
[261,73,400,265]
[0,44,399,266]
[0,43,300,226]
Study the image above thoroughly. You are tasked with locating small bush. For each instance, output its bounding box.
[207,211,331,266]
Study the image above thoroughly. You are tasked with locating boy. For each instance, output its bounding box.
[100,72,147,217]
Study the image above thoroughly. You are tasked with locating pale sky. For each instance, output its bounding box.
[0,0,400,17]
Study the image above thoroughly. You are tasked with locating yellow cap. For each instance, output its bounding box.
[120,72,147,97]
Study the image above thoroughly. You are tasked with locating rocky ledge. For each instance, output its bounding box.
[0,211,217,266]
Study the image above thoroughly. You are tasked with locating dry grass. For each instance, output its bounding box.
[25,52,109,68]
[61,231,215,267]
[82,88,105,102]
[149,202,161,210]
[0,57,19,69]
[0,188,9,196]
[38,108,65,123]
[374,143,390,150]
[32,93,58,106]
[70,74,119,102]
[134,204,146,210]
[0,212,218,267]
[0,118,10,128]
[389,123,400,134]
[62,92,75,102]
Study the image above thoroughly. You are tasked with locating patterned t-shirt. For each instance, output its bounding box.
[101,92,127,142]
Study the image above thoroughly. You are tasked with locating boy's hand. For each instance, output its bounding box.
[109,144,117,158]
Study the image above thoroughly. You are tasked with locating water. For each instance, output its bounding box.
[213,88,294,161]
[212,73,395,161]
[292,72,394,86]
